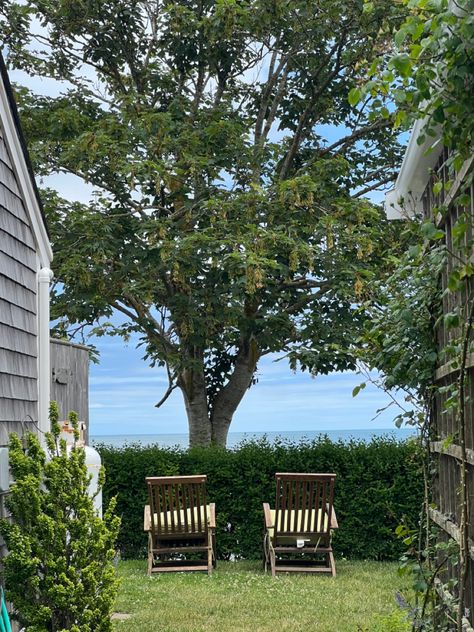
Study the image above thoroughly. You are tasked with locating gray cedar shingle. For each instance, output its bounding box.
[0,208,35,248]
[0,229,36,271]
[0,159,21,197]
[0,323,37,356]
[0,374,37,401]
[0,251,36,291]
[0,186,30,227]
[0,134,13,167]
[0,410,38,430]
[0,141,10,165]
[51,340,90,426]
[0,348,37,378]
[0,298,37,334]
[0,106,42,440]
[0,275,36,313]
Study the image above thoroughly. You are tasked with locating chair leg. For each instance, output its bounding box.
[212,532,217,569]
[263,532,270,573]
[207,543,213,576]
[329,551,336,577]
[270,548,276,578]
[263,532,277,577]
[147,534,153,576]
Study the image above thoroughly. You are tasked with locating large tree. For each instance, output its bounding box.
[1,0,405,446]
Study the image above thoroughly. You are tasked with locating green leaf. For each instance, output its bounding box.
[348,87,361,107]
[444,312,460,328]
[452,221,467,242]
[391,54,412,78]
[394,26,408,47]
[455,193,471,207]
[447,270,461,293]
[394,110,407,128]
[421,222,444,240]
[352,382,366,397]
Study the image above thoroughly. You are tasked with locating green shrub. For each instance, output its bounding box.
[97,436,422,560]
[0,404,120,631]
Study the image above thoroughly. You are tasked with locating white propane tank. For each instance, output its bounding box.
[62,421,103,518]
[84,444,103,518]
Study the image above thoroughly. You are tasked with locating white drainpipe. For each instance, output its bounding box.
[38,267,53,442]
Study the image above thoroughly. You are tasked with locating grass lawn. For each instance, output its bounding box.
[112,560,410,632]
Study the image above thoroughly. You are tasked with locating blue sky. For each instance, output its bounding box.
[88,331,403,437]
[8,67,408,438]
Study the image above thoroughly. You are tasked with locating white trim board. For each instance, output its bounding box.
[385,117,443,219]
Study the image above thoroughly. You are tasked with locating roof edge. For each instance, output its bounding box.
[385,117,443,219]
[0,51,52,263]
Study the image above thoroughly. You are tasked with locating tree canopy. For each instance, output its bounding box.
[0,0,406,445]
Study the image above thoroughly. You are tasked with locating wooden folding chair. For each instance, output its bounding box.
[263,473,338,576]
[144,475,216,575]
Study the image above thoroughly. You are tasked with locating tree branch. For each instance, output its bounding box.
[254,50,288,146]
[278,36,348,180]
[352,175,396,198]
[303,117,393,168]
[155,363,179,408]
[113,297,178,356]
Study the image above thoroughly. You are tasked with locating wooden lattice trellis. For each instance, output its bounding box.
[424,148,474,627]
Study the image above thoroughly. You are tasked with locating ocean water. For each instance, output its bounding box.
[91,427,416,449]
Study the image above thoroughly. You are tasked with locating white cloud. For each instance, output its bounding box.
[91,375,168,387]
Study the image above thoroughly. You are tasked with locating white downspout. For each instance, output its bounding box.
[38,267,53,442]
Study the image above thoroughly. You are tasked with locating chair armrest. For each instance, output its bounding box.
[263,503,273,529]
[209,503,216,529]
[144,504,151,532]
[327,503,338,529]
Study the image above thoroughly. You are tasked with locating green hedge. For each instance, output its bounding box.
[96,436,422,561]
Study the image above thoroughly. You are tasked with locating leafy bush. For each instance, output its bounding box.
[0,404,120,632]
[97,436,422,560]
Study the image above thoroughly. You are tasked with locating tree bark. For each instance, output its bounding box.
[177,341,259,448]
[210,340,259,446]
[178,359,212,447]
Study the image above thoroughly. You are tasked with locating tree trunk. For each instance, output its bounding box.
[211,340,259,447]
[178,358,212,447]
[178,341,259,448]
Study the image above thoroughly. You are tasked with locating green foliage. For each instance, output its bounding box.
[395,521,460,631]
[360,0,473,163]
[358,230,444,426]
[0,403,121,632]
[97,437,423,561]
[0,0,407,444]
[353,1,474,629]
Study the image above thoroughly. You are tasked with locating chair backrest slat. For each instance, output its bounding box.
[320,480,328,532]
[274,473,336,539]
[301,480,308,532]
[196,483,202,532]
[146,475,208,537]
[189,485,197,531]
[182,483,189,532]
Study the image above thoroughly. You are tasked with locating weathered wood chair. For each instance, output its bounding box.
[144,475,216,575]
[263,473,338,577]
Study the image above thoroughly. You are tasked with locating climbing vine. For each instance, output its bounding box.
[353,0,474,629]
